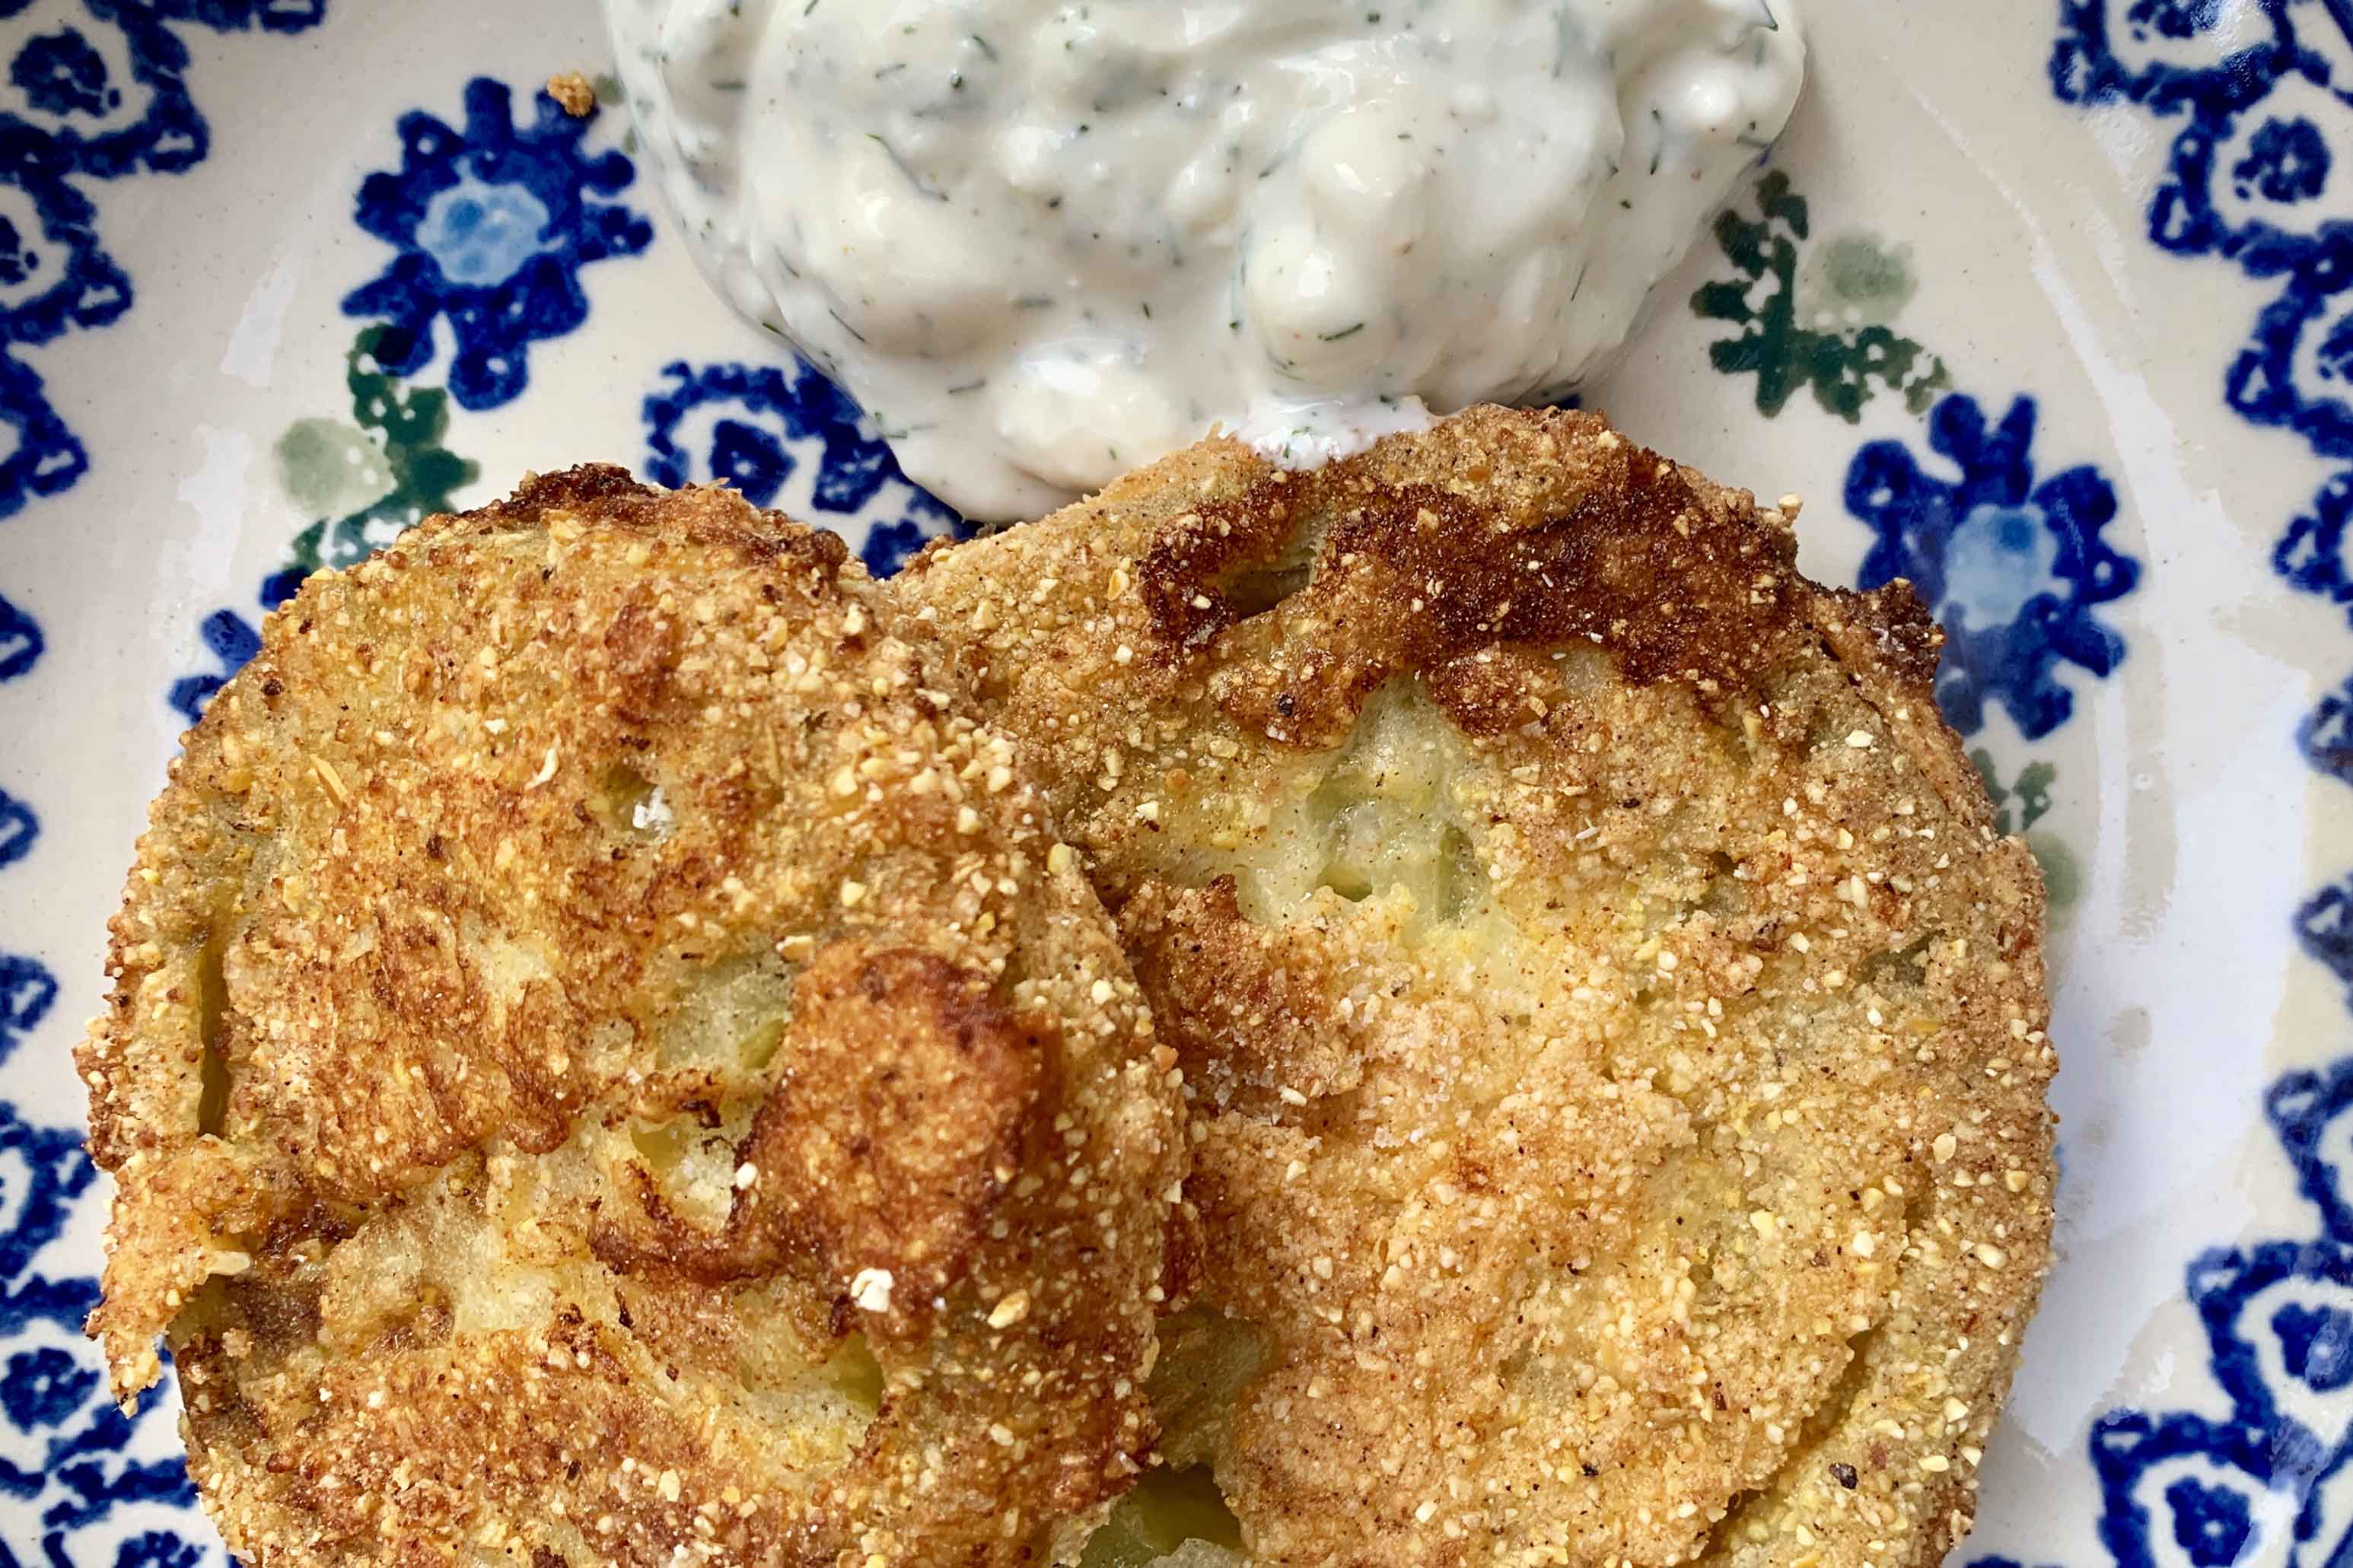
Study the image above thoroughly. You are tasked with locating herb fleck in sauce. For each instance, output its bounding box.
[608,0,1805,520]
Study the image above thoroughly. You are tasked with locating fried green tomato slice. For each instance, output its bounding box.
[81,468,1186,1568]
[892,407,2057,1568]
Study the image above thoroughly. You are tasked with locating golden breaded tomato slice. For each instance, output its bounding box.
[81,468,1185,1568]
[894,408,2058,1568]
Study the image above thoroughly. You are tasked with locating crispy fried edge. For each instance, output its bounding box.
[84,466,1189,1567]
[895,406,2058,1568]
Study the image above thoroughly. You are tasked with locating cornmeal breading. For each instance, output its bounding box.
[893,407,2057,1568]
[81,467,1185,1568]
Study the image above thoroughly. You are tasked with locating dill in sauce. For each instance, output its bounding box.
[607,0,1805,520]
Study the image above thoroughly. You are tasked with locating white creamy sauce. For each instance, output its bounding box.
[607,0,1805,521]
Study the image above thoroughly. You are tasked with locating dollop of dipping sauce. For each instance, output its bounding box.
[607,0,1805,521]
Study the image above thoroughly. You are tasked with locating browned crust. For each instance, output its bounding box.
[83,468,1185,1567]
[595,941,1051,1347]
[893,406,2057,1568]
[1132,433,1802,749]
[1116,879,1364,1111]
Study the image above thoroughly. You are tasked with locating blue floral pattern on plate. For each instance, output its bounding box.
[0,9,326,1563]
[0,958,53,1071]
[342,76,653,412]
[0,790,34,873]
[163,607,260,727]
[0,590,38,682]
[0,1103,197,1568]
[1995,2,2353,1563]
[1961,1051,2353,1568]
[2090,1061,2353,1568]
[0,0,326,520]
[2055,0,2353,606]
[1846,391,2140,739]
[0,574,45,1091]
[0,0,315,180]
[642,358,965,577]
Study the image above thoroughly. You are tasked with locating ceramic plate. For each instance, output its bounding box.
[0,2,2343,1564]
